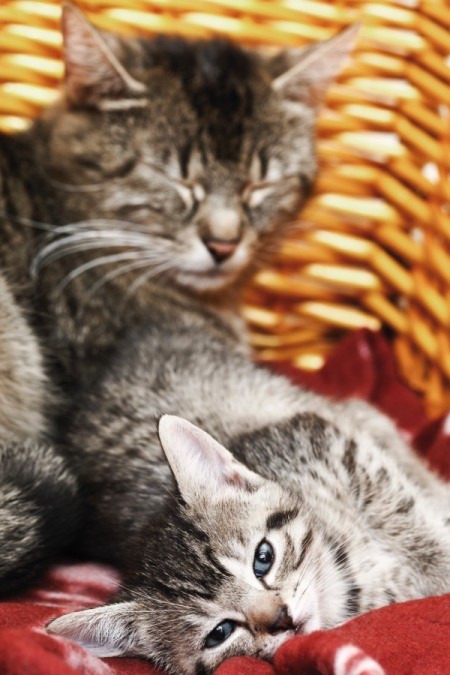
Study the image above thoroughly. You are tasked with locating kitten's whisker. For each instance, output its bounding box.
[44,230,154,248]
[43,176,105,193]
[294,568,317,605]
[0,210,154,236]
[86,259,153,295]
[55,251,150,296]
[60,218,167,235]
[0,210,79,234]
[294,543,319,584]
[79,257,163,310]
[120,260,174,308]
[327,527,371,560]
[53,223,95,235]
[32,231,157,275]
[88,222,174,240]
[32,242,142,277]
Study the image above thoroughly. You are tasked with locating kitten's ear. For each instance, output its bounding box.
[47,602,138,657]
[61,2,146,107]
[272,24,359,108]
[158,415,263,504]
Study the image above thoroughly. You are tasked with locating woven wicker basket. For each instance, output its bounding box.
[1,0,449,417]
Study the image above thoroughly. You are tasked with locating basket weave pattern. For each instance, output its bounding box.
[0,0,449,417]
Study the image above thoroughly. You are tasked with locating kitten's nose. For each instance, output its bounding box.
[203,237,239,264]
[268,605,294,634]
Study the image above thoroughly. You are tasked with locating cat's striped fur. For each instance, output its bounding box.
[0,6,354,593]
[0,273,79,591]
[47,296,450,675]
[0,8,447,675]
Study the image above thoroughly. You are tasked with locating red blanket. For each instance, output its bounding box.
[1,330,448,675]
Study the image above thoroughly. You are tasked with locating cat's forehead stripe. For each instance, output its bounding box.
[142,38,257,161]
[266,508,298,531]
[293,527,313,571]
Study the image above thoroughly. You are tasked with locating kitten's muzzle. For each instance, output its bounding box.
[203,237,241,264]
[248,600,294,635]
[268,605,294,635]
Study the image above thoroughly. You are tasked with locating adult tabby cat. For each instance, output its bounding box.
[0,4,355,591]
[0,4,352,388]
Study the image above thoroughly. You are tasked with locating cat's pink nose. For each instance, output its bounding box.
[204,238,239,264]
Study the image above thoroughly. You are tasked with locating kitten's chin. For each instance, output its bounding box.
[175,268,245,294]
[259,619,317,664]
[258,629,298,662]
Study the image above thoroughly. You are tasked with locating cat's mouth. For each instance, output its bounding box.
[176,236,253,291]
[175,263,246,292]
[261,625,305,663]
[190,268,227,277]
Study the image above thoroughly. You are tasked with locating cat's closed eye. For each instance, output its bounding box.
[242,174,301,211]
[116,203,163,217]
[242,181,276,210]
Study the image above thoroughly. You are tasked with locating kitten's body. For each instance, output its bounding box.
[51,298,450,674]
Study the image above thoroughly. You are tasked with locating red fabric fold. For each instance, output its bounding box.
[0,330,448,674]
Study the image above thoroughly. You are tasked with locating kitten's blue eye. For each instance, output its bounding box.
[253,540,274,578]
[204,620,235,648]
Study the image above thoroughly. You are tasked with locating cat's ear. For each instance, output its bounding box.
[271,24,359,108]
[47,602,139,657]
[61,2,146,108]
[158,415,263,504]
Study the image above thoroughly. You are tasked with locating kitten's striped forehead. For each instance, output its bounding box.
[138,37,258,161]
[135,508,229,605]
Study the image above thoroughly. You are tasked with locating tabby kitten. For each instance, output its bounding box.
[0,5,354,589]
[47,331,450,675]
[0,4,355,388]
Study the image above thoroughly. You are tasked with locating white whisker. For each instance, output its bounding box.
[120,260,174,308]
[79,257,164,311]
[54,251,150,296]
[0,210,79,234]
[44,177,105,193]
[31,230,157,276]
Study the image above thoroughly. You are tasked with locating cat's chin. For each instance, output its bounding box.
[258,629,300,662]
[175,268,244,294]
[259,620,314,663]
